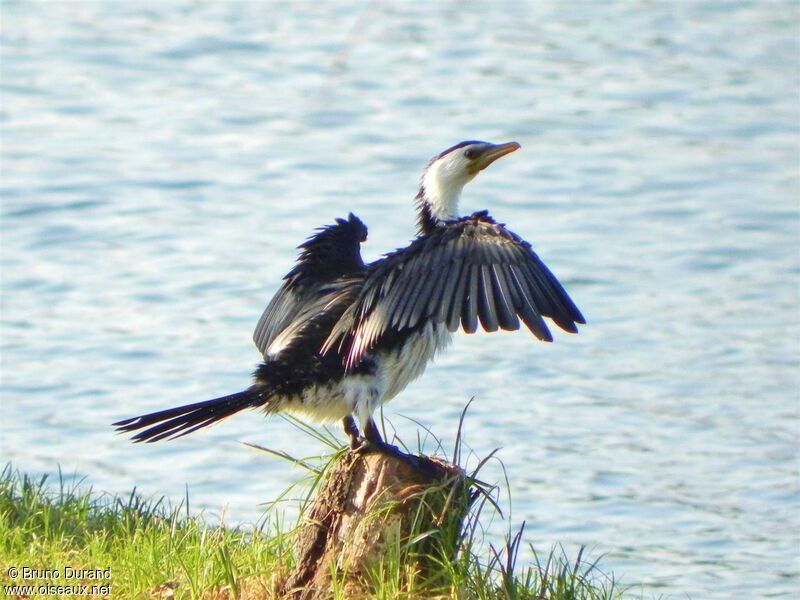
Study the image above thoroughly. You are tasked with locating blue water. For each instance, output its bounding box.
[2,1,798,597]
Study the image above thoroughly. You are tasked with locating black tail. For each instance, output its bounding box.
[113,387,265,443]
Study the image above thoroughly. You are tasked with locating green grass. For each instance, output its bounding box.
[1,419,628,599]
[0,464,291,599]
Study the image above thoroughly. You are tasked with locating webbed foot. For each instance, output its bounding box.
[353,419,440,476]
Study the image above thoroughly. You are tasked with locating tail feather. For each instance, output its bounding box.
[113,388,264,443]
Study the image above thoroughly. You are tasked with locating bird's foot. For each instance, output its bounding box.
[350,436,399,456]
[350,437,439,476]
[343,416,362,450]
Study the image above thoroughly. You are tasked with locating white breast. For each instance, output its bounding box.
[272,323,452,429]
[378,322,452,401]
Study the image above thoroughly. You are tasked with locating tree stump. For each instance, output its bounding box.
[281,449,471,599]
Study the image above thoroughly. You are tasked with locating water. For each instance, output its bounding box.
[2,1,798,597]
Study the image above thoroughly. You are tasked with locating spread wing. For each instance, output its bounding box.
[253,214,368,357]
[253,282,334,356]
[324,212,585,369]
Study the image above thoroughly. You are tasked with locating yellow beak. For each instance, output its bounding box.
[470,141,521,173]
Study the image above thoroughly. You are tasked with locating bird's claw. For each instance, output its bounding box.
[350,437,388,455]
[349,438,438,475]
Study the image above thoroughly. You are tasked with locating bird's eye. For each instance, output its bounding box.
[464,148,478,160]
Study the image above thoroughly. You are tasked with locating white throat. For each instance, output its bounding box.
[420,159,473,221]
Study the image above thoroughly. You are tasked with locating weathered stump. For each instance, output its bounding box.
[281,450,471,599]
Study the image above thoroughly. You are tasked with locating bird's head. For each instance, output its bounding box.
[416,140,520,232]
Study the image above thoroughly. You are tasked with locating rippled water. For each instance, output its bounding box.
[2,1,798,597]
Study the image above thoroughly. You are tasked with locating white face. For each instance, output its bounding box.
[421,143,483,221]
[420,141,520,222]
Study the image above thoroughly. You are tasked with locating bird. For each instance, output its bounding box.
[114,140,585,452]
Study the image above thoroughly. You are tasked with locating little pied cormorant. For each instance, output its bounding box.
[114,141,585,450]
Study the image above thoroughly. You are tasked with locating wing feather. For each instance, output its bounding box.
[388,265,418,328]
[448,258,472,332]
[407,263,439,327]
[253,286,300,355]
[397,253,433,328]
[522,259,579,332]
[462,263,480,334]
[426,257,451,318]
[253,215,367,357]
[324,214,583,367]
[436,259,463,323]
[478,264,499,332]
[508,264,552,341]
[491,264,519,330]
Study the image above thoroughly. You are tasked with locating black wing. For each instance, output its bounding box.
[324,211,585,369]
[253,214,367,357]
